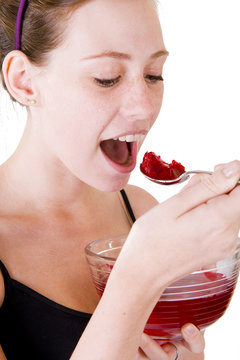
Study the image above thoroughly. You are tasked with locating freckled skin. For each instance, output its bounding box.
[27,0,167,192]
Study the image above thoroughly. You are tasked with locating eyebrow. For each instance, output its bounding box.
[82,49,169,61]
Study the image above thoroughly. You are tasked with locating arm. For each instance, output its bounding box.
[70,161,240,360]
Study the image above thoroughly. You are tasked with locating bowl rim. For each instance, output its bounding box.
[85,234,127,261]
[85,235,240,274]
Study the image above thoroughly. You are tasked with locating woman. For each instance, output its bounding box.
[0,0,240,359]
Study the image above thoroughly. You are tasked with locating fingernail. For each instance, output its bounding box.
[184,324,197,337]
[222,162,239,178]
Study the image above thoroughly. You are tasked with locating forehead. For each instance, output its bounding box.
[59,0,165,60]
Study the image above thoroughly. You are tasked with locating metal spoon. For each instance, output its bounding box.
[142,170,240,185]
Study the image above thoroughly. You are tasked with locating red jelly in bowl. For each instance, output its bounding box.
[140,152,185,180]
[144,271,236,340]
[85,235,240,342]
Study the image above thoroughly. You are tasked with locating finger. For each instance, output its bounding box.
[137,347,149,359]
[214,163,226,171]
[162,160,240,216]
[181,324,205,354]
[180,173,208,192]
[140,333,176,360]
[161,343,179,359]
[207,184,240,229]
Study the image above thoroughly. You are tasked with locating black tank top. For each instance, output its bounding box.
[0,189,136,360]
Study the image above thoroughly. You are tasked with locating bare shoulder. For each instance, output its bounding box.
[124,184,158,219]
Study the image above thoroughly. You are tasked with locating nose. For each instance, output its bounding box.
[120,78,158,121]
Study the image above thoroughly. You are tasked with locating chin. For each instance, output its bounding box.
[92,174,130,193]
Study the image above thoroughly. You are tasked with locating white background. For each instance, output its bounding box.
[131,1,240,359]
[0,0,239,358]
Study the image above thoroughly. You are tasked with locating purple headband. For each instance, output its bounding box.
[15,0,28,50]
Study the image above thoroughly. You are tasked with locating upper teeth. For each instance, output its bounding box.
[114,134,145,142]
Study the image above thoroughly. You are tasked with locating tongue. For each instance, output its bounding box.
[101,139,129,165]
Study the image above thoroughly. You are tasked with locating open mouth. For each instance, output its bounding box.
[100,134,144,167]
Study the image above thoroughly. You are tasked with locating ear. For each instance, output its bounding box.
[2,50,37,105]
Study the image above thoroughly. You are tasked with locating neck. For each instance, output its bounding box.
[0,120,106,215]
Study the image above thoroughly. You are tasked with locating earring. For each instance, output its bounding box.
[25,98,37,106]
[29,99,37,105]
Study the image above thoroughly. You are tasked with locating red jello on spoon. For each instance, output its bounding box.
[140,152,185,181]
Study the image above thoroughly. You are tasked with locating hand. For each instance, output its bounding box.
[138,324,204,360]
[121,160,240,291]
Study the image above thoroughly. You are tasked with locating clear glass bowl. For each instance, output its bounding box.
[85,234,240,341]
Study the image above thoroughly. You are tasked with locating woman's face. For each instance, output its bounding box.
[35,0,168,191]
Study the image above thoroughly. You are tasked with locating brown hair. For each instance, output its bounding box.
[0,0,89,99]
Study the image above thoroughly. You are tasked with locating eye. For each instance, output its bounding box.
[94,76,121,88]
[144,74,164,83]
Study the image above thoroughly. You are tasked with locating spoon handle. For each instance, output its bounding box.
[185,170,213,176]
[186,170,240,185]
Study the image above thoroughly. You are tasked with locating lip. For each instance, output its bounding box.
[101,142,138,174]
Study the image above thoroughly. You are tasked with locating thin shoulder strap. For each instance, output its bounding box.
[119,189,136,224]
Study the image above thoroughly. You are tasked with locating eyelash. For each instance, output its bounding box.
[144,74,164,83]
[94,76,121,87]
[94,74,164,88]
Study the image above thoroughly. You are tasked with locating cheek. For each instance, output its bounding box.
[155,84,164,109]
[150,86,164,124]
[41,79,110,135]
[42,95,112,165]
